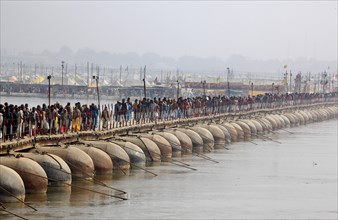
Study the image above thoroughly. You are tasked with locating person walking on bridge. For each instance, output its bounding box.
[101,105,110,130]
[72,106,81,132]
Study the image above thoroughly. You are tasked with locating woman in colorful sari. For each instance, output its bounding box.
[72,106,81,132]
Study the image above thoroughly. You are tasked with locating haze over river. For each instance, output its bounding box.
[1,113,337,219]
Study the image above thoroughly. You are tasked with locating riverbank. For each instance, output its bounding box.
[0,92,117,102]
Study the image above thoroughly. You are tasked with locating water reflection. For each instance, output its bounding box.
[25,193,47,204]
[46,186,71,203]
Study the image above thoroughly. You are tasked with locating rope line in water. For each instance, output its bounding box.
[40,162,126,194]
[0,167,127,200]
[0,185,37,211]
[0,206,28,220]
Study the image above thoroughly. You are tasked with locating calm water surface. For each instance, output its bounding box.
[1,120,337,220]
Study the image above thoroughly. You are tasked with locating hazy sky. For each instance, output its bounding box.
[1,1,337,61]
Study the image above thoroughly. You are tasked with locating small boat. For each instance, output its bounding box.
[213,124,232,145]
[71,144,113,175]
[257,117,273,132]
[33,146,95,179]
[278,115,291,128]
[165,129,193,154]
[176,128,204,153]
[233,121,251,140]
[138,133,172,160]
[0,156,48,194]
[294,112,306,125]
[298,111,310,123]
[222,122,238,142]
[284,113,299,127]
[108,139,146,165]
[265,115,279,130]
[152,131,182,157]
[189,126,214,152]
[303,111,313,122]
[241,120,257,136]
[19,151,72,186]
[199,124,225,149]
[306,110,317,122]
[115,136,161,162]
[249,119,264,134]
[81,140,130,171]
[230,122,244,140]
[0,165,25,202]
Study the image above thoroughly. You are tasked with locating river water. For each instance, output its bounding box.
[1,114,337,219]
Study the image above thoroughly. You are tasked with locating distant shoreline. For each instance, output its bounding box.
[0,92,145,107]
[0,92,117,101]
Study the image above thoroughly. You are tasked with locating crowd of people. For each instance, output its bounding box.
[0,92,337,142]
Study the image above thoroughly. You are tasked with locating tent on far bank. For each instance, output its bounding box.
[8,76,18,83]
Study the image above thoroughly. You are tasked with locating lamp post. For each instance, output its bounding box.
[226,67,230,97]
[272,83,274,94]
[318,72,320,93]
[143,78,146,99]
[323,71,327,93]
[143,79,146,99]
[47,75,52,107]
[143,66,146,99]
[61,61,65,87]
[74,64,77,85]
[177,80,180,99]
[289,71,292,93]
[201,80,206,97]
[251,82,254,96]
[284,70,288,93]
[93,75,100,110]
